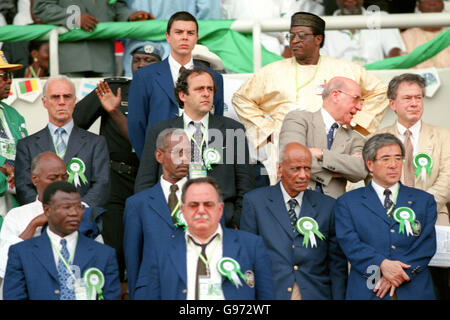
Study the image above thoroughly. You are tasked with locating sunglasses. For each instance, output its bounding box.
[0,71,13,81]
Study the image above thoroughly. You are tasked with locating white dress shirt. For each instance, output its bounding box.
[321,108,340,138]
[280,182,304,219]
[160,176,188,205]
[0,197,43,277]
[185,225,224,300]
[47,228,78,267]
[396,120,421,156]
[168,54,194,86]
[371,180,400,208]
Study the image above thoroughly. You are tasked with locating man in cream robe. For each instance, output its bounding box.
[232,12,388,183]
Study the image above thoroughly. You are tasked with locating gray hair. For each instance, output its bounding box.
[30,151,60,175]
[321,78,347,100]
[363,133,405,171]
[181,177,223,204]
[42,75,76,98]
[387,73,426,100]
[155,128,189,151]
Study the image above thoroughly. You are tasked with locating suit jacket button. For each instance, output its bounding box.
[292,244,295,249]
[287,287,292,293]
[390,229,395,233]
[391,245,396,250]
[171,234,175,239]
[293,265,299,271]
[182,289,187,294]
[54,290,60,295]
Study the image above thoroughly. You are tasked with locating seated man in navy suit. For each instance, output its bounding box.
[123,128,191,299]
[127,11,224,158]
[3,181,120,300]
[15,76,110,207]
[241,142,347,299]
[335,133,437,300]
[134,177,274,300]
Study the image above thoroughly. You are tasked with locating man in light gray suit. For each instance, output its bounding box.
[279,77,368,198]
[15,76,110,207]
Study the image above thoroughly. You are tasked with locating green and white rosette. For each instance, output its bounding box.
[67,158,88,187]
[83,267,105,300]
[174,209,188,230]
[203,147,221,170]
[413,153,432,183]
[296,217,325,248]
[217,257,247,289]
[393,207,417,236]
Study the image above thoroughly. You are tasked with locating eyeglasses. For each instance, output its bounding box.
[337,89,365,105]
[287,32,315,42]
[47,94,75,102]
[0,71,13,81]
[374,156,403,166]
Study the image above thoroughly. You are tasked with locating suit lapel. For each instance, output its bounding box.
[155,59,178,115]
[362,185,393,225]
[148,182,176,230]
[298,190,318,220]
[64,126,84,162]
[394,184,415,214]
[312,111,328,149]
[72,234,96,272]
[169,234,187,286]
[221,229,241,298]
[266,183,296,239]
[34,127,54,154]
[331,126,352,153]
[32,233,60,282]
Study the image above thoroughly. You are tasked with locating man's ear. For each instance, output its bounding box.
[43,204,51,219]
[155,149,164,165]
[31,174,39,187]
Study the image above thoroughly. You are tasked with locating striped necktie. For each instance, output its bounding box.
[55,127,67,157]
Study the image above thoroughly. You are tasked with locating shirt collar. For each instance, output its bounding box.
[183,112,209,129]
[185,224,223,245]
[321,108,340,132]
[48,120,74,136]
[396,120,421,138]
[279,181,304,208]
[168,54,194,73]
[160,175,188,194]
[46,227,78,247]
[371,180,399,202]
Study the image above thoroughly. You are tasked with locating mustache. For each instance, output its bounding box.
[192,214,210,221]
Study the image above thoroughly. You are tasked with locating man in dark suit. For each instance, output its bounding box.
[123,128,191,299]
[241,142,347,300]
[134,66,253,228]
[134,177,274,300]
[335,133,437,300]
[3,181,120,300]
[127,11,224,158]
[15,76,110,207]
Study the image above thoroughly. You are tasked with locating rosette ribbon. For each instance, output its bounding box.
[217,257,247,289]
[203,147,221,170]
[413,153,432,183]
[174,209,188,230]
[393,207,417,236]
[296,217,325,248]
[67,158,88,187]
[83,267,105,300]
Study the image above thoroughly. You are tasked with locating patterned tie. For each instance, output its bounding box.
[168,184,179,224]
[288,198,298,232]
[327,122,339,150]
[0,118,15,166]
[383,189,393,213]
[191,121,203,163]
[54,127,67,158]
[403,129,415,187]
[57,239,75,300]
[316,123,338,193]
[189,234,218,300]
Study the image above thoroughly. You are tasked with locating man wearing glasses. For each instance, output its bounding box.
[334,133,437,299]
[0,51,28,220]
[279,77,368,199]
[232,11,388,184]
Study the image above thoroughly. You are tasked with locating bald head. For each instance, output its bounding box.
[322,77,362,126]
[31,152,68,200]
[278,142,312,197]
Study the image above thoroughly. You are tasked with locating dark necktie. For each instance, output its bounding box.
[191,121,203,163]
[287,198,298,232]
[383,189,393,212]
[189,234,219,300]
[327,122,339,150]
[168,184,179,224]
[0,119,15,166]
[57,239,75,300]
[403,129,415,187]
